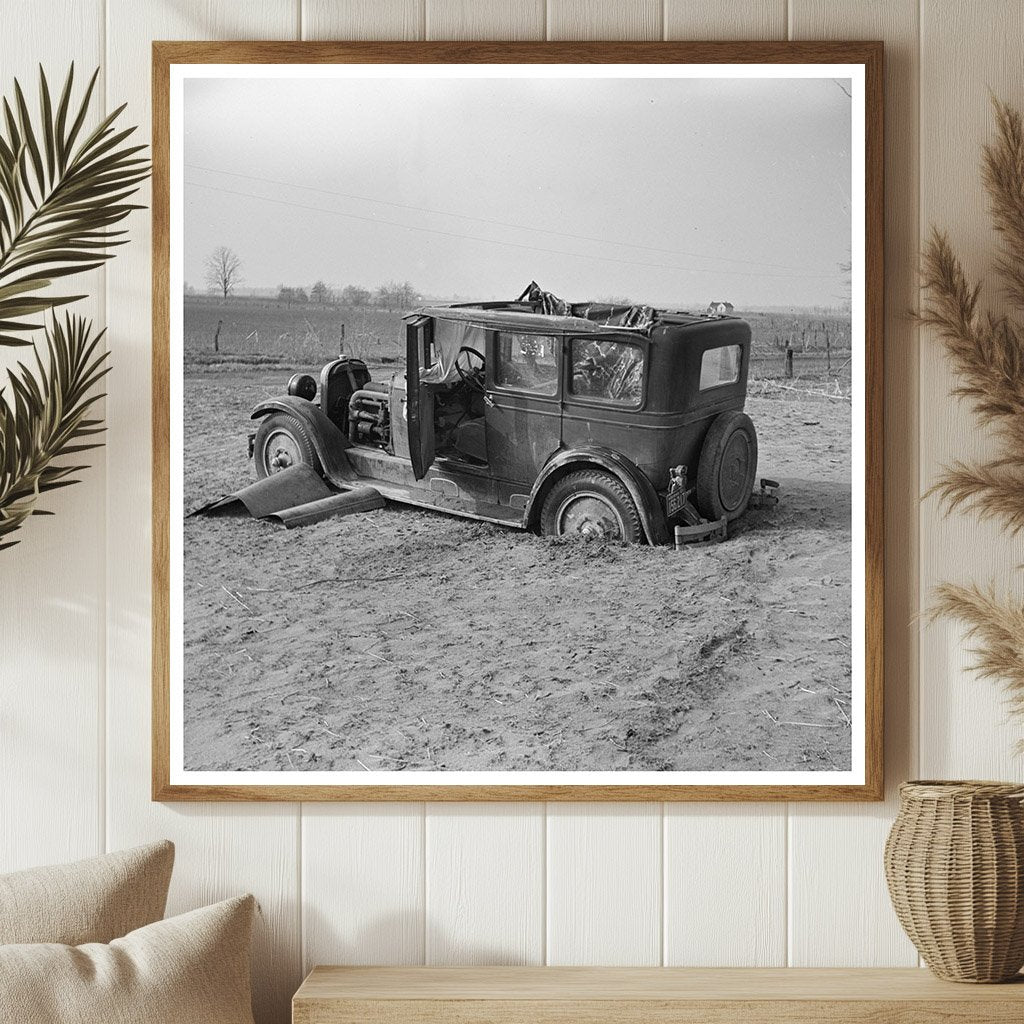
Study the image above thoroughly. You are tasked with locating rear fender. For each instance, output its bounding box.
[250,396,360,488]
[525,445,669,546]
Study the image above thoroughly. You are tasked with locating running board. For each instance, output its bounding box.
[367,479,527,529]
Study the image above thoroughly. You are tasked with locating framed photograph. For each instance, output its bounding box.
[153,41,883,801]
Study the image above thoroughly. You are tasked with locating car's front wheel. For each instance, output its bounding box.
[253,412,322,479]
[540,468,642,543]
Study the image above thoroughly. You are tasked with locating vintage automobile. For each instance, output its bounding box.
[246,284,775,544]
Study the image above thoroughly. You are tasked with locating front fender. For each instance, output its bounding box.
[250,396,360,488]
[525,445,669,546]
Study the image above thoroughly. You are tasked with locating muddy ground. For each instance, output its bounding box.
[182,369,852,773]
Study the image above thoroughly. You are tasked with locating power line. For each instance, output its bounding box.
[185,163,829,275]
[184,180,844,281]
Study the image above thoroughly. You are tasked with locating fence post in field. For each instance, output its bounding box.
[785,346,794,378]
[213,318,222,353]
[826,331,831,371]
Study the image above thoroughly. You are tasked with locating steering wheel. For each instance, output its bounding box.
[454,345,487,392]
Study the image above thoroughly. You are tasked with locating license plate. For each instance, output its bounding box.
[666,484,686,519]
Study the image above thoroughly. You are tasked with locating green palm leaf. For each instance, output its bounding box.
[0,65,148,346]
[0,313,110,549]
[0,64,148,551]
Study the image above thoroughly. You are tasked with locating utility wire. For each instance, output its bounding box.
[185,179,843,281]
[185,163,830,275]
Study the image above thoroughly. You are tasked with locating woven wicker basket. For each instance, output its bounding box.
[885,780,1024,982]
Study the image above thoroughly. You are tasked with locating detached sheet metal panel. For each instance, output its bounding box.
[193,465,384,528]
[270,487,385,527]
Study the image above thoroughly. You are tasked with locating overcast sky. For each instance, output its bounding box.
[183,74,852,308]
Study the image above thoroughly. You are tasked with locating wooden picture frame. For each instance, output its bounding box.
[153,41,883,801]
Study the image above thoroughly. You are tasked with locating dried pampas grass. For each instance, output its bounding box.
[920,100,1024,522]
[921,98,1024,719]
[932,584,1024,719]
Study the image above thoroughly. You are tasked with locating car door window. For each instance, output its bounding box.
[570,338,644,404]
[495,332,558,396]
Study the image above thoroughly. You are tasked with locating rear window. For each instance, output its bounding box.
[495,332,559,395]
[699,344,741,390]
[570,338,644,405]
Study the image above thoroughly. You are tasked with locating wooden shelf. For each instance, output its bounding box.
[293,966,1024,1023]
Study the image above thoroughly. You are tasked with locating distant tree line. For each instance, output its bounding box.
[195,247,420,309]
[275,279,418,309]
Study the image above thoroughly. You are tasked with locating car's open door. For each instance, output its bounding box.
[405,315,435,479]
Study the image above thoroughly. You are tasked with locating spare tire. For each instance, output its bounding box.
[695,411,758,522]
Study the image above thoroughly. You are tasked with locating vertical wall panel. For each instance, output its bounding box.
[664,805,786,966]
[303,805,425,970]
[658,3,789,968]
[918,0,1024,778]
[547,804,662,965]
[425,0,544,41]
[547,0,662,40]
[0,0,106,875]
[787,0,921,968]
[103,4,302,1023]
[425,804,544,964]
[302,0,425,40]
[664,0,786,40]
[296,1,428,996]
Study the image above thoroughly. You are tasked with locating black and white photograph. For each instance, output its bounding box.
[159,49,878,797]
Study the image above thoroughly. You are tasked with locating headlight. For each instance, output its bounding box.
[287,373,317,401]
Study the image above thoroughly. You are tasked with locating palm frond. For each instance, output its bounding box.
[0,64,148,347]
[0,313,109,549]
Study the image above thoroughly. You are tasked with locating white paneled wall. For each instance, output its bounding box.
[3,3,1022,1022]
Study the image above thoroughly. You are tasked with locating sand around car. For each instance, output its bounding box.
[197,282,779,544]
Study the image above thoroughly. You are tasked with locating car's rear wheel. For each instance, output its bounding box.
[540,469,642,543]
[695,410,758,522]
[254,412,322,479]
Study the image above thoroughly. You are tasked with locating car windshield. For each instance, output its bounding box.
[421,318,487,385]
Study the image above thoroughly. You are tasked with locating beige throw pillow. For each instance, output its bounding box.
[0,894,256,1024]
[0,840,174,945]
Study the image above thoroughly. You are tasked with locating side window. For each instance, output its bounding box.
[699,344,742,390]
[495,332,558,396]
[570,338,644,404]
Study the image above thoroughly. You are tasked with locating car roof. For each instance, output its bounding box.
[406,303,732,337]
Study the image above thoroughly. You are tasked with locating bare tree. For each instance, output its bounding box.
[204,246,243,298]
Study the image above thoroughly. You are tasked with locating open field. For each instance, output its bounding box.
[184,295,853,387]
[184,294,401,366]
[743,309,852,385]
[181,351,853,773]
